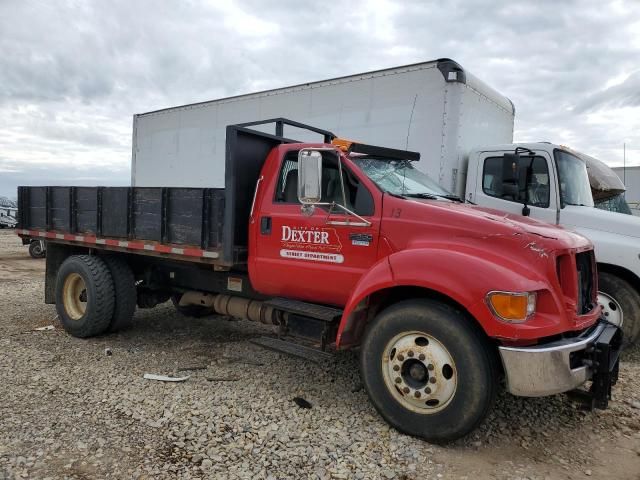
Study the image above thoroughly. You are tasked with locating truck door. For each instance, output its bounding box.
[470,151,559,224]
[249,150,381,307]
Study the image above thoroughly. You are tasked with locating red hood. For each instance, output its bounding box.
[385,196,592,254]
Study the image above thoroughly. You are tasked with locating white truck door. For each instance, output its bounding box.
[470,150,559,224]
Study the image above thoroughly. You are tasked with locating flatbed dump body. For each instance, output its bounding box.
[17,119,334,266]
[17,186,226,264]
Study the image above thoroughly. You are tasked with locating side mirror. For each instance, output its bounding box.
[502,153,520,184]
[297,150,322,204]
[502,152,535,216]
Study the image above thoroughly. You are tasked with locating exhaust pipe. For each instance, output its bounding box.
[178,291,279,325]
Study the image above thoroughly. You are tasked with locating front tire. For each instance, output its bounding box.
[360,299,496,443]
[598,272,640,346]
[55,255,115,338]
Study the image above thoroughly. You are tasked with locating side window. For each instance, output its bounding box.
[275,153,299,203]
[274,151,374,215]
[482,156,550,208]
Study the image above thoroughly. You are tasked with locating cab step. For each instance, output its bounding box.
[250,336,334,363]
[264,297,343,322]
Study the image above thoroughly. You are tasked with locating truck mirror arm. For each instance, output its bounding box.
[513,147,536,217]
[520,156,536,217]
[300,201,371,227]
[325,202,372,227]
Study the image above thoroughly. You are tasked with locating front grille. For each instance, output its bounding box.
[576,251,595,314]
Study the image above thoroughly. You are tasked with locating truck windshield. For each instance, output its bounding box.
[555,150,594,207]
[595,193,633,215]
[352,157,454,199]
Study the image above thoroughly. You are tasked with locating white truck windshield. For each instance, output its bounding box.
[353,157,456,200]
[555,150,594,207]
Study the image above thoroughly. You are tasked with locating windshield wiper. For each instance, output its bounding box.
[404,192,438,200]
[433,193,463,203]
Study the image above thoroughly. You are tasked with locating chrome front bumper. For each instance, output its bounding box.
[498,322,621,398]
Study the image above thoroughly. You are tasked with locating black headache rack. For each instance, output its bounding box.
[222,118,336,264]
[221,117,420,262]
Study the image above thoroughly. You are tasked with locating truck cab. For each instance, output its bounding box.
[466,143,640,344]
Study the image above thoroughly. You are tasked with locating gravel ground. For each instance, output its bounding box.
[0,229,639,480]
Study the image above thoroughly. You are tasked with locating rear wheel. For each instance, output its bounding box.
[56,255,115,338]
[598,272,640,346]
[102,256,137,332]
[360,299,496,443]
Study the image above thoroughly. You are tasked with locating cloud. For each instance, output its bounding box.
[0,0,639,198]
[575,71,640,112]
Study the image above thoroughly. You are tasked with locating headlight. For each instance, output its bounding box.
[486,291,536,322]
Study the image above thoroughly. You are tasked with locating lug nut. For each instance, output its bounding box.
[408,350,414,357]
[393,365,400,371]
[429,377,436,384]
[402,387,410,394]
[398,354,404,361]
[418,354,425,361]
[395,377,402,384]
[427,364,434,371]
[414,391,421,398]
[424,387,431,394]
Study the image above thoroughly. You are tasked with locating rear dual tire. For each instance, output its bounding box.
[360,299,496,443]
[55,255,136,338]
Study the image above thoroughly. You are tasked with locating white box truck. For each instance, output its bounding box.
[132,58,640,345]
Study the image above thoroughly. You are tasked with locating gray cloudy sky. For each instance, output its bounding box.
[1,0,639,198]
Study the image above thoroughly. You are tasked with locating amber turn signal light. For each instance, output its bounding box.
[486,291,536,322]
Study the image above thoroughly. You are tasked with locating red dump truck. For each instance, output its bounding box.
[17,119,621,442]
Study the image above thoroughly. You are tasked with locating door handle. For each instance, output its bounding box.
[260,216,272,235]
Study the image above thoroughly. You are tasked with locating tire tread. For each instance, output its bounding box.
[103,255,137,332]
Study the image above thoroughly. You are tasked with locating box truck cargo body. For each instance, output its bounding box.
[132,59,514,198]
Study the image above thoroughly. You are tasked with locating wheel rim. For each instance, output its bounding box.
[598,291,623,327]
[33,244,42,255]
[382,331,457,414]
[63,273,88,320]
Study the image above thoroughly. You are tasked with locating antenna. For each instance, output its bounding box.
[403,94,418,194]
[623,142,626,188]
[405,94,418,150]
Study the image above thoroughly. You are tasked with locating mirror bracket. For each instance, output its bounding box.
[301,204,315,216]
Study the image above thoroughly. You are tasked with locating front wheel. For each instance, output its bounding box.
[360,299,497,443]
[598,272,640,346]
